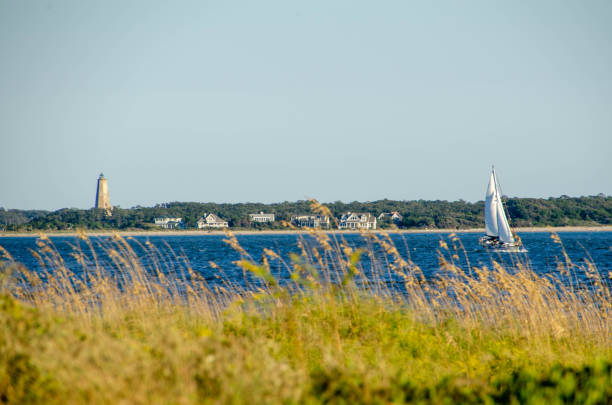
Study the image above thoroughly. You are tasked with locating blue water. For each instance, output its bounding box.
[1,232,611,291]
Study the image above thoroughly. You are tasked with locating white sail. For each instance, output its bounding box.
[481,167,522,250]
[492,170,515,244]
[484,171,498,237]
[495,192,515,243]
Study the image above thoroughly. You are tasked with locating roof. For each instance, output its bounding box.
[340,212,376,222]
[198,213,227,222]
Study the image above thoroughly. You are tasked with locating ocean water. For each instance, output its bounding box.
[1,232,610,292]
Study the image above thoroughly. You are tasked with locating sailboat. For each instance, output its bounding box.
[479,167,526,252]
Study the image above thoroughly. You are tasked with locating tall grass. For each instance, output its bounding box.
[0,223,611,404]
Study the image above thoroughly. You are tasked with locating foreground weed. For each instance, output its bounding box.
[0,220,610,404]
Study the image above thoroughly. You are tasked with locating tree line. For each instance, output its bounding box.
[1,195,610,231]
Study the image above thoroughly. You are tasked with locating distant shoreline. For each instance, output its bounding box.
[1,226,611,238]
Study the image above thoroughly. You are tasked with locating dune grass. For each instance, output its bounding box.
[0,224,611,404]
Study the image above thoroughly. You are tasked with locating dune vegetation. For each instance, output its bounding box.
[1,215,611,403]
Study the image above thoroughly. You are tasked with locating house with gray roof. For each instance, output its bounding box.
[378,211,403,223]
[338,212,377,230]
[249,212,275,223]
[197,213,229,228]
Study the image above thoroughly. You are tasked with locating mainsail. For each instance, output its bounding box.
[484,172,498,237]
[495,190,515,244]
[484,168,515,244]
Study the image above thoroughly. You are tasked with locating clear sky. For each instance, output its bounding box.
[1,1,611,210]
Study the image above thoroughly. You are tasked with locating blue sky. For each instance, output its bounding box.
[1,1,611,210]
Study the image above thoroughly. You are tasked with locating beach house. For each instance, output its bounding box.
[153,217,184,229]
[338,212,377,230]
[378,211,403,223]
[291,215,331,229]
[248,212,275,223]
[197,213,229,228]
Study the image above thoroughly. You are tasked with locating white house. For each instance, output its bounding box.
[378,211,403,223]
[197,213,229,228]
[153,217,184,229]
[338,212,377,230]
[291,215,331,229]
[249,212,275,223]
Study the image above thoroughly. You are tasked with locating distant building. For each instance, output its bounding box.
[338,212,377,230]
[378,211,403,223]
[291,215,331,229]
[153,217,184,229]
[94,173,112,214]
[249,212,275,223]
[197,213,229,228]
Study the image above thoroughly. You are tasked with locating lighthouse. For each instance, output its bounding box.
[95,173,112,212]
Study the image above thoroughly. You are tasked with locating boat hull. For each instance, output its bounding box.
[490,246,528,253]
[479,236,527,253]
